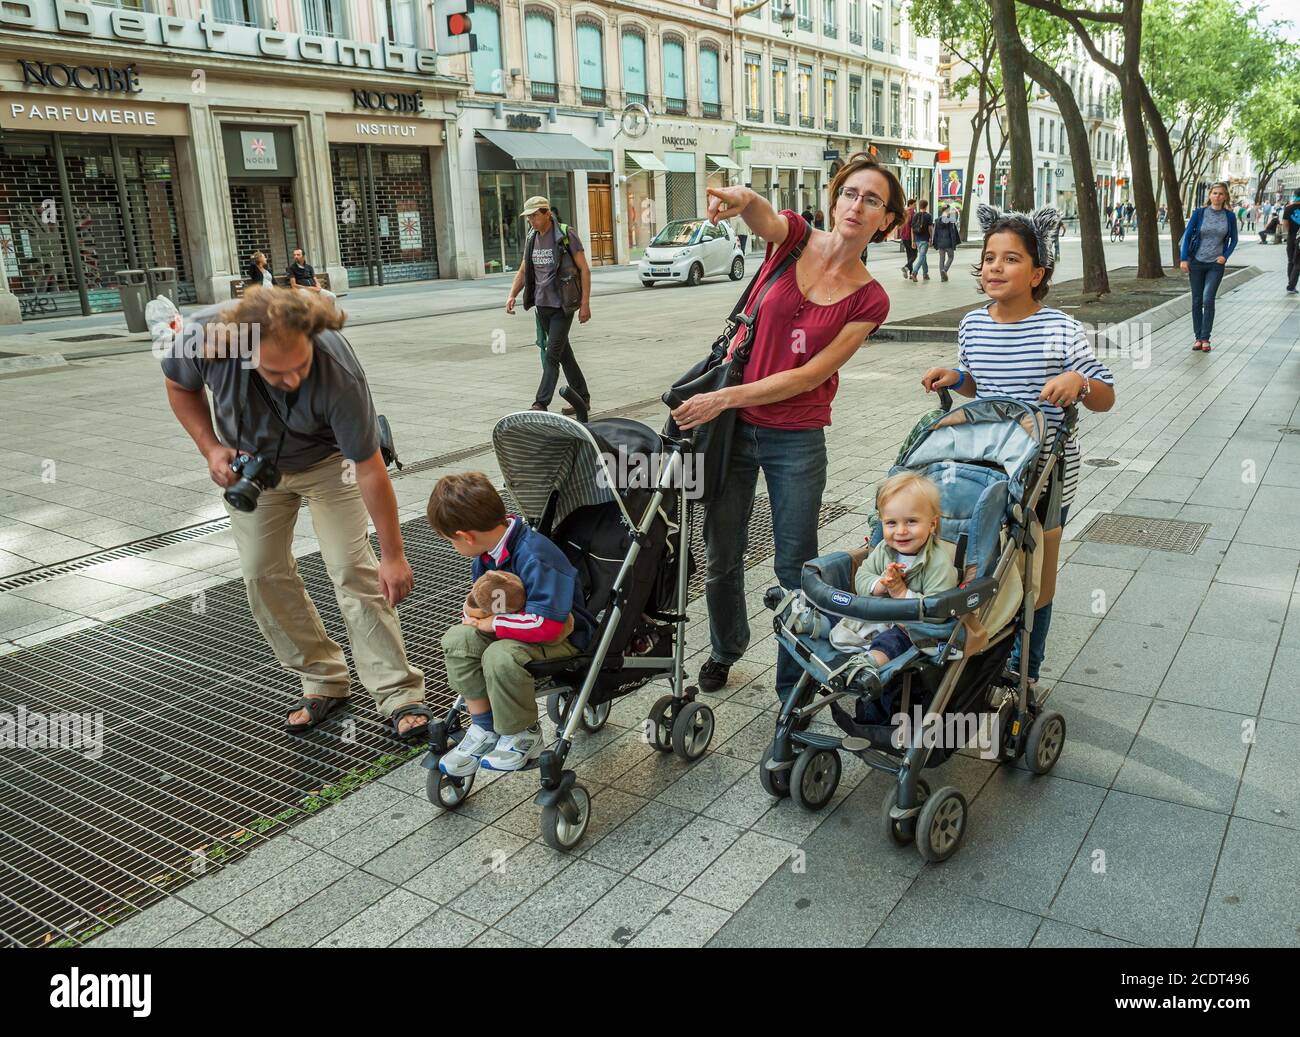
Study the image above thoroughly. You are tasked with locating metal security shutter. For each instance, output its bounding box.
[329,144,372,287]
[0,134,76,318]
[666,172,696,222]
[121,140,196,304]
[229,182,298,277]
[372,148,437,282]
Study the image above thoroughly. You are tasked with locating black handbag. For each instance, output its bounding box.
[664,221,812,504]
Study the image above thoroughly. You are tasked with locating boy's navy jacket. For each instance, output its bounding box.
[472,518,596,650]
[1179,205,1238,262]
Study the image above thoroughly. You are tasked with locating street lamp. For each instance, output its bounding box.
[735,0,797,38]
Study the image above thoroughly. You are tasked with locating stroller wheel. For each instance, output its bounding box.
[1025,710,1066,774]
[915,787,968,863]
[540,783,592,851]
[647,695,675,752]
[671,701,715,761]
[789,749,841,813]
[759,743,792,799]
[880,779,931,846]
[581,699,612,733]
[427,767,474,808]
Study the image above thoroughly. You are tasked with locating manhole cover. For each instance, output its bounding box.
[52,333,126,343]
[1076,513,1209,554]
[1084,457,1120,467]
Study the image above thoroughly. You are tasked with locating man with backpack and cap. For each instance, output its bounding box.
[505,196,593,423]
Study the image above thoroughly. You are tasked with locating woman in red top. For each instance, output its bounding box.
[672,155,906,697]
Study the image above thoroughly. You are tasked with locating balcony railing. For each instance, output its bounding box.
[850,30,863,45]
[850,120,863,135]
[872,121,884,135]
[774,111,790,125]
[889,122,900,137]
[825,118,838,131]
[872,36,884,50]
[530,80,558,102]
[580,86,605,107]
[1085,103,1105,119]
[665,97,687,115]
[702,101,721,119]
[824,23,837,38]
[745,106,764,121]
[890,41,900,54]
[625,91,648,107]
[799,114,815,128]
[798,16,813,31]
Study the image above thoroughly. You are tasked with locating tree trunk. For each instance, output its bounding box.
[1139,81,1184,270]
[1119,2,1162,278]
[961,107,988,241]
[989,0,1035,211]
[1016,44,1108,293]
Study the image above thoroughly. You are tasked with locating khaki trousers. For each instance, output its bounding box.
[225,452,424,716]
[441,624,578,735]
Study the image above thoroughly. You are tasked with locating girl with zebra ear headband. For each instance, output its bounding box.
[975,203,1063,271]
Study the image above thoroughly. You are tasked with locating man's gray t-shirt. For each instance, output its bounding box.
[530,224,583,309]
[161,306,380,472]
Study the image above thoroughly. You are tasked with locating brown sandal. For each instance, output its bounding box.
[285,695,348,734]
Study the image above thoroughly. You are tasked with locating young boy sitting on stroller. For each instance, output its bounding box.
[829,471,958,676]
[431,472,594,775]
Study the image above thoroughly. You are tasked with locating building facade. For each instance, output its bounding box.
[0,0,473,322]
[734,0,942,242]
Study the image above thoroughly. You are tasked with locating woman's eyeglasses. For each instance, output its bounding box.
[838,187,886,210]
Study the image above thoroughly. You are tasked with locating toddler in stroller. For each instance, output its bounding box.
[422,410,715,851]
[762,392,1075,863]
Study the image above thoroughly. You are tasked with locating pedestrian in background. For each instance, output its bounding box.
[1180,181,1238,353]
[910,199,934,282]
[900,197,917,276]
[813,210,826,230]
[1282,188,1300,295]
[933,203,961,281]
[1158,204,1167,229]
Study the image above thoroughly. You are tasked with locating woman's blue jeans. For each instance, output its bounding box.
[1187,258,1225,342]
[1010,505,1070,681]
[703,421,827,699]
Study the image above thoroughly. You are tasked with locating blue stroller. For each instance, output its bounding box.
[762,393,1075,862]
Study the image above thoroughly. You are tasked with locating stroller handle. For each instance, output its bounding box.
[801,552,999,624]
[938,387,953,412]
[662,389,686,410]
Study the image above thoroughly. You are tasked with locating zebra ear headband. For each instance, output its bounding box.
[976,203,1063,269]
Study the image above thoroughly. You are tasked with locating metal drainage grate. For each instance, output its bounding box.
[1083,457,1120,468]
[1076,513,1210,554]
[53,334,126,344]
[0,495,846,947]
[0,520,233,594]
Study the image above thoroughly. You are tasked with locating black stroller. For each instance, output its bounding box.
[422,410,713,850]
[763,393,1075,862]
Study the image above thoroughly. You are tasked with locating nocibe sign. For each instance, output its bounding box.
[18,58,142,94]
[352,90,424,114]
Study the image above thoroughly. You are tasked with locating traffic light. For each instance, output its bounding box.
[434,0,476,55]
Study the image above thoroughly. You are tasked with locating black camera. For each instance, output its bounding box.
[224,453,281,512]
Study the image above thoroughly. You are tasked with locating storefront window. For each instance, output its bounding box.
[525,9,558,101]
[301,0,346,38]
[576,19,605,105]
[478,172,574,273]
[330,144,438,287]
[662,37,686,114]
[622,30,647,106]
[471,3,505,94]
[213,0,259,26]
[383,0,417,45]
[700,46,721,118]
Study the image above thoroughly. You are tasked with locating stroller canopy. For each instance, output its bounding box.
[900,397,1046,498]
[492,411,663,531]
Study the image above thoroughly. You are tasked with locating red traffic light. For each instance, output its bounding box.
[448,12,471,34]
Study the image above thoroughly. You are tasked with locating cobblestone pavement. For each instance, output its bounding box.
[6,237,1299,948]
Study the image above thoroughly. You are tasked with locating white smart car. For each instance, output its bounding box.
[637,218,747,287]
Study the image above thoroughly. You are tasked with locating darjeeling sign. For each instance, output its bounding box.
[0,0,440,75]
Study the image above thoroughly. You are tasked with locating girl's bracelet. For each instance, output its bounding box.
[951,369,966,390]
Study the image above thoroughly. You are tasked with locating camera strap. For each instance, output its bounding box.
[235,364,290,469]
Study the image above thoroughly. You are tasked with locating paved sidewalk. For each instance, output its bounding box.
[84,247,1300,949]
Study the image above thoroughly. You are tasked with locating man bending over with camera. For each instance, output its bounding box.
[161,289,430,739]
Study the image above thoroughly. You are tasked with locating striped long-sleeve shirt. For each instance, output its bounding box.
[957,305,1114,508]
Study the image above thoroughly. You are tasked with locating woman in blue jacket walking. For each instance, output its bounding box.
[1180,181,1238,352]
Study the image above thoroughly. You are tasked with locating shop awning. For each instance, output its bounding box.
[706,154,741,171]
[625,150,668,172]
[476,129,609,171]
